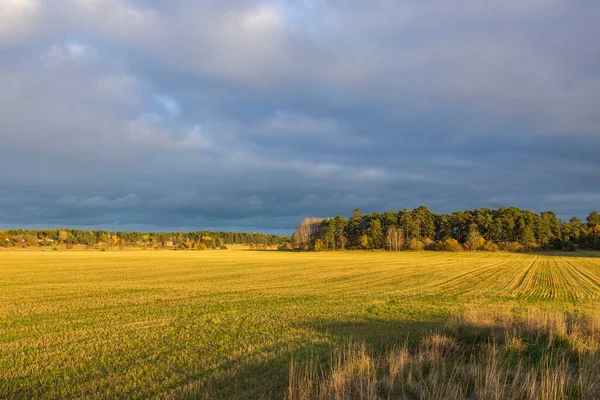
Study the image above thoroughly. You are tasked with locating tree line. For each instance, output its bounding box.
[292,207,600,252]
[0,229,288,250]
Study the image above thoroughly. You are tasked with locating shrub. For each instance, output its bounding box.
[360,235,373,250]
[482,240,499,252]
[503,241,524,252]
[464,236,486,251]
[408,238,424,251]
[437,238,462,252]
[278,242,293,251]
[423,238,436,250]
[314,239,326,252]
[562,241,576,252]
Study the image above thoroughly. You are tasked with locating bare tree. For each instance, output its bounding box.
[292,217,324,250]
[386,227,405,251]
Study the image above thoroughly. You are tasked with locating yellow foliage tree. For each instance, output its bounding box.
[360,235,373,250]
[58,230,70,243]
[408,238,424,251]
[314,239,326,252]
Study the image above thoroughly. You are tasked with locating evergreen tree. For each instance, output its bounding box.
[522,226,536,250]
[412,206,435,239]
[369,218,384,249]
[399,209,419,246]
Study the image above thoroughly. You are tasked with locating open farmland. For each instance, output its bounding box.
[2,250,600,398]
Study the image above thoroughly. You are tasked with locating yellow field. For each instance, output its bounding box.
[2,250,600,398]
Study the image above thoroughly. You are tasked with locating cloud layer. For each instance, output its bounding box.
[1,0,599,233]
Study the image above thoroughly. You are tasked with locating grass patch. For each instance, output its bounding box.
[1,250,600,398]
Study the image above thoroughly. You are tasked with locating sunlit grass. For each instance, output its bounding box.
[2,249,600,398]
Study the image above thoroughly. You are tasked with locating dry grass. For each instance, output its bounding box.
[287,310,600,399]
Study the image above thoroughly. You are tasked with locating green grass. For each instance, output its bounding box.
[2,250,600,398]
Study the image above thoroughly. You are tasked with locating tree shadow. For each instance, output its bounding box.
[157,317,444,399]
[301,317,443,348]
[169,312,600,399]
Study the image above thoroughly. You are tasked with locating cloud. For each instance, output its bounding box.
[64,0,159,37]
[155,95,181,117]
[546,193,600,205]
[45,41,92,63]
[0,0,40,43]
[262,112,340,137]
[57,194,141,208]
[0,0,599,233]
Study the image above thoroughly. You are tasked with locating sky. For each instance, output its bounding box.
[1,0,599,234]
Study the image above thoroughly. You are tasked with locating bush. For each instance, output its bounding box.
[482,241,499,252]
[278,242,293,251]
[503,241,524,252]
[464,236,486,251]
[437,238,462,252]
[314,239,326,252]
[360,235,373,250]
[220,245,228,250]
[408,238,424,251]
[423,238,436,250]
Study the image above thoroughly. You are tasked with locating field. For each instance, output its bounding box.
[2,250,600,399]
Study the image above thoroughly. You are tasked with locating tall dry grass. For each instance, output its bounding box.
[287,310,600,400]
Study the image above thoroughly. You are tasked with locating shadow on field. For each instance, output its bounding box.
[284,312,600,400]
[303,317,442,348]
[156,318,444,399]
[158,311,600,400]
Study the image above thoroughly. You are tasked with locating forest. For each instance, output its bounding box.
[3,206,600,253]
[0,229,287,250]
[293,207,600,252]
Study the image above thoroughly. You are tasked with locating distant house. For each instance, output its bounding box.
[163,240,174,247]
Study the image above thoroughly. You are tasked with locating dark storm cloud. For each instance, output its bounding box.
[1,0,599,233]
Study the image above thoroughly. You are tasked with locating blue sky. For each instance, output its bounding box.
[1,0,599,234]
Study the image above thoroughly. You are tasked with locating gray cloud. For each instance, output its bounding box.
[57,194,142,209]
[0,0,599,233]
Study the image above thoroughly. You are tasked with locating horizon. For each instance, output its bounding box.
[1,204,596,237]
[1,1,599,232]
